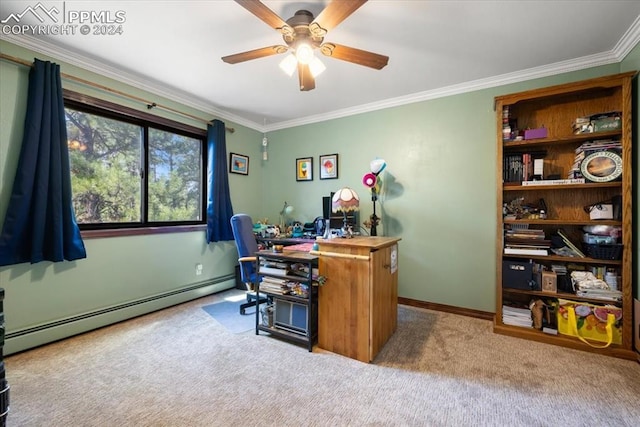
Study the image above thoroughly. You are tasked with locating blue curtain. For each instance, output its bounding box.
[0,59,86,266]
[206,120,234,242]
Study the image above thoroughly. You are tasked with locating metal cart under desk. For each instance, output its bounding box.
[255,250,319,351]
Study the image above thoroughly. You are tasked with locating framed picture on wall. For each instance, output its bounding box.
[296,157,313,181]
[319,153,339,180]
[229,153,249,175]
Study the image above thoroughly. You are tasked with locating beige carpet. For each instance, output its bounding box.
[5,289,640,426]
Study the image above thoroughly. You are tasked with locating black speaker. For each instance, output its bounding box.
[322,196,331,219]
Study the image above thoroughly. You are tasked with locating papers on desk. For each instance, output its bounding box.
[283,242,314,252]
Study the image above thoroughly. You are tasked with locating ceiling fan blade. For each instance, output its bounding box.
[320,43,388,70]
[222,45,288,64]
[234,0,293,34]
[310,0,367,36]
[298,63,315,91]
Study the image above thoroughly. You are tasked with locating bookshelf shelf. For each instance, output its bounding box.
[493,324,633,359]
[503,130,621,149]
[504,219,622,226]
[502,288,622,306]
[256,290,311,304]
[256,324,309,341]
[495,72,636,360]
[503,182,622,191]
[503,253,622,266]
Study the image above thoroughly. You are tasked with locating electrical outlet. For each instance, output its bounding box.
[195,263,203,276]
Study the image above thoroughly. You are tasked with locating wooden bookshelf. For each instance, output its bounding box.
[494,72,636,360]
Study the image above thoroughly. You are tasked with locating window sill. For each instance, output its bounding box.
[81,224,206,239]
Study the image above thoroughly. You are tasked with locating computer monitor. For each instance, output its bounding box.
[323,194,358,230]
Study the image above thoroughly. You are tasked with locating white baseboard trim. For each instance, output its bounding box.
[4,276,234,355]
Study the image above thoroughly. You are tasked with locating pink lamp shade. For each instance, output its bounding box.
[362,173,377,188]
[332,187,360,213]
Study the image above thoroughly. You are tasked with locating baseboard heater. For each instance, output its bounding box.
[5,274,234,355]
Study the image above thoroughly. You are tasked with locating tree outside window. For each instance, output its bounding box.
[64,101,205,228]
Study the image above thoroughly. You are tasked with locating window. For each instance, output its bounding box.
[64,91,206,231]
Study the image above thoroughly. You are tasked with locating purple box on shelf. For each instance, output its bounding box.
[524,128,548,140]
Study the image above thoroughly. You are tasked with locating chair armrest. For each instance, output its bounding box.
[238,256,256,263]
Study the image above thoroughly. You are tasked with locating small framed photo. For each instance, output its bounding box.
[229,153,249,175]
[319,154,339,180]
[296,157,313,181]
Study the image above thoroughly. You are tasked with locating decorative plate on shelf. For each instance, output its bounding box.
[580,150,622,182]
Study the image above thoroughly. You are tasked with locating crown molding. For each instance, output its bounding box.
[3,16,638,134]
[267,17,640,132]
[0,33,258,131]
[268,51,619,131]
[614,14,640,59]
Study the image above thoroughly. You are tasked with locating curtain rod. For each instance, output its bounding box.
[0,53,234,133]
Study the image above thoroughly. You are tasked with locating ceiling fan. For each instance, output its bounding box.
[221,0,389,91]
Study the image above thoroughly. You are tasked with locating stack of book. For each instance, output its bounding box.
[504,228,550,256]
[569,140,621,179]
[572,113,621,135]
[521,178,584,186]
[259,260,288,276]
[575,288,622,301]
[572,116,592,134]
[258,260,289,294]
[502,150,546,183]
[502,304,532,328]
[502,106,511,140]
[259,276,289,294]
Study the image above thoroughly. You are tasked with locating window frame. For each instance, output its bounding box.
[63,90,208,238]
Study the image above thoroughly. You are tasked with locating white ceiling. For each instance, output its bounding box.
[1,1,639,132]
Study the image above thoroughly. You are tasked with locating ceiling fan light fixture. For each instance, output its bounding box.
[309,56,326,78]
[295,42,314,64]
[226,1,388,91]
[279,54,297,76]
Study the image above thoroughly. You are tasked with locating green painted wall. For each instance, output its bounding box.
[1,38,637,353]
[0,41,264,354]
[259,64,629,312]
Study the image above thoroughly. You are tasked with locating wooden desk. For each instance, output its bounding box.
[314,236,401,362]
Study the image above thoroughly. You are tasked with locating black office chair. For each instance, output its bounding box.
[230,214,269,315]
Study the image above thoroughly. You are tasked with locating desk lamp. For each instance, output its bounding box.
[332,187,360,238]
[279,201,294,229]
